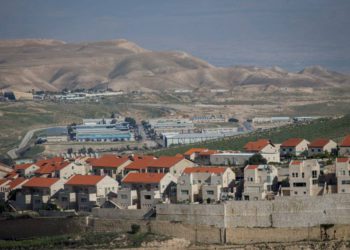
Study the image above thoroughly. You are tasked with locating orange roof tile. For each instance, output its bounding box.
[23,178,60,188]
[122,172,165,184]
[0,179,10,186]
[244,139,270,152]
[309,138,331,148]
[125,156,184,170]
[281,138,305,147]
[35,157,65,167]
[14,163,34,170]
[337,158,350,163]
[7,178,27,189]
[5,171,19,180]
[184,148,208,156]
[35,161,70,175]
[65,175,104,186]
[90,154,129,168]
[183,167,226,174]
[198,150,218,156]
[340,135,350,147]
[290,160,303,165]
[245,165,258,170]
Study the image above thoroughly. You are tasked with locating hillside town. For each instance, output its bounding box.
[1,134,350,212]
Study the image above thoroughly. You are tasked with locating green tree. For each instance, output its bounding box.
[248,153,267,165]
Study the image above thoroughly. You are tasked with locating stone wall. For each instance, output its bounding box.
[157,194,350,228]
[92,207,149,220]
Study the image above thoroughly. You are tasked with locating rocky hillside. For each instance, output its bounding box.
[0,39,349,92]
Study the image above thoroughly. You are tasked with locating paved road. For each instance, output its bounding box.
[7,126,66,159]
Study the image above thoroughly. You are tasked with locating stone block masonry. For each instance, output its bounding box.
[157,194,350,228]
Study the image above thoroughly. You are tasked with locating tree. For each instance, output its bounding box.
[248,153,267,165]
[87,147,94,154]
[110,112,115,119]
[271,176,279,192]
[125,117,136,128]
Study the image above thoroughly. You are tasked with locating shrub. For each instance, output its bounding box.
[130,224,140,234]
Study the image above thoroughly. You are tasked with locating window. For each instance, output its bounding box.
[181,190,189,195]
[311,149,314,152]
[296,173,298,178]
[293,182,306,187]
[81,198,87,202]
[289,148,292,152]
[302,173,305,178]
[294,191,298,195]
[343,170,346,176]
[318,149,321,152]
[341,180,350,185]
[121,194,128,199]
[207,190,214,195]
[292,173,295,178]
[144,195,152,200]
[312,170,318,178]
[61,197,68,202]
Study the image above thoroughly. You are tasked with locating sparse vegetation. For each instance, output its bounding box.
[154,115,350,156]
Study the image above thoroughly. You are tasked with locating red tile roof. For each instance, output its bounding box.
[183,167,226,174]
[14,163,34,170]
[245,165,258,170]
[65,175,105,186]
[35,157,65,167]
[35,161,70,175]
[337,158,350,163]
[309,138,331,148]
[290,160,303,165]
[198,150,218,156]
[184,148,208,156]
[244,139,270,152]
[0,179,10,186]
[124,156,184,170]
[90,154,130,168]
[5,171,19,180]
[340,135,350,147]
[122,172,165,184]
[23,177,60,188]
[281,138,305,147]
[7,178,27,189]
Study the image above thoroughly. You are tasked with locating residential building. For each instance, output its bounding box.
[58,175,118,211]
[115,189,138,209]
[177,167,235,203]
[15,178,65,210]
[14,163,40,178]
[243,165,278,201]
[121,172,177,209]
[183,148,208,161]
[90,154,132,179]
[336,158,350,193]
[124,156,195,178]
[280,138,309,157]
[0,163,12,178]
[0,178,28,201]
[339,135,350,156]
[196,150,218,165]
[308,138,337,157]
[244,139,280,163]
[288,159,321,196]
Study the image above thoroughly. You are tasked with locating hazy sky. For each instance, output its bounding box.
[1,0,350,72]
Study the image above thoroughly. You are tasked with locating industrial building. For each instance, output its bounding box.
[73,121,133,142]
[162,131,242,147]
[148,118,195,134]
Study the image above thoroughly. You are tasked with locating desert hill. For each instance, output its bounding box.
[0,39,349,92]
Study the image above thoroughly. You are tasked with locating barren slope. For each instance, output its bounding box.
[0,39,349,92]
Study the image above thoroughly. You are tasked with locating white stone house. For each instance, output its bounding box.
[308,138,337,157]
[58,175,118,211]
[244,139,280,163]
[339,135,350,156]
[15,163,40,178]
[121,172,177,209]
[280,138,309,157]
[288,159,321,196]
[243,164,278,201]
[90,154,132,179]
[336,158,350,194]
[177,167,235,203]
[15,177,65,211]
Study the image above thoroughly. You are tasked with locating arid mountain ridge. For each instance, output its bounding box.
[0,39,349,92]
